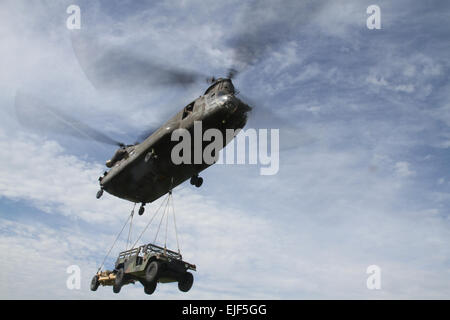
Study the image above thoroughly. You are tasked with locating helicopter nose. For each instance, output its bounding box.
[206,93,249,116]
[220,94,246,113]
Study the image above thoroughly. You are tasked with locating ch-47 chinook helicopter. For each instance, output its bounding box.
[15,76,251,216]
[96,75,251,215]
[15,71,252,216]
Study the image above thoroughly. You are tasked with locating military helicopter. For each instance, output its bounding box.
[15,72,251,215]
[96,74,251,215]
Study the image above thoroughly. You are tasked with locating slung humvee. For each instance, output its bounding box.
[90,243,196,295]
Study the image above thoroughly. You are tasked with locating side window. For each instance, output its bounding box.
[182,102,194,119]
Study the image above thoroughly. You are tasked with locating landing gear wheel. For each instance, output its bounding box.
[190,175,203,188]
[178,272,194,292]
[115,268,124,287]
[145,149,157,163]
[90,275,99,291]
[195,177,203,188]
[112,284,121,294]
[144,281,157,295]
[138,204,145,216]
[96,189,103,199]
[145,261,159,283]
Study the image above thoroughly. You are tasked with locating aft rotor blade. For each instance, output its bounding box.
[15,91,124,147]
[71,33,206,92]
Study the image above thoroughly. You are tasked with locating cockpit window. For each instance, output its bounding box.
[222,81,235,93]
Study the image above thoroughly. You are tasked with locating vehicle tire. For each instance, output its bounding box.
[138,206,145,216]
[115,268,124,287]
[144,281,157,295]
[195,177,203,188]
[90,275,100,291]
[113,284,121,294]
[145,261,159,283]
[190,176,196,185]
[178,272,194,292]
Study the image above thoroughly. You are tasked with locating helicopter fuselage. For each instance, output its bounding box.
[98,79,250,204]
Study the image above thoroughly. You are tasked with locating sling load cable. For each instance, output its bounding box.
[98,193,172,273]
[164,193,170,250]
[154,191,181,254]
[97,207,134,273]
[164,178,175,252]
[154,192,171,248]
[131,193,170,249]
[126,203,136,250]
[170,191,181,254]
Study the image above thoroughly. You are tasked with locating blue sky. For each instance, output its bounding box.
[0,0,449,299]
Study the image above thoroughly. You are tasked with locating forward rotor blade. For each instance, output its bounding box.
[71,33,206,92]
[239,94,314,151]
[135,125,162,144]
[227,0,325,71]
[15,91,124,147]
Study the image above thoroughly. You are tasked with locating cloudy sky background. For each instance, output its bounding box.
[0,0,449,299]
